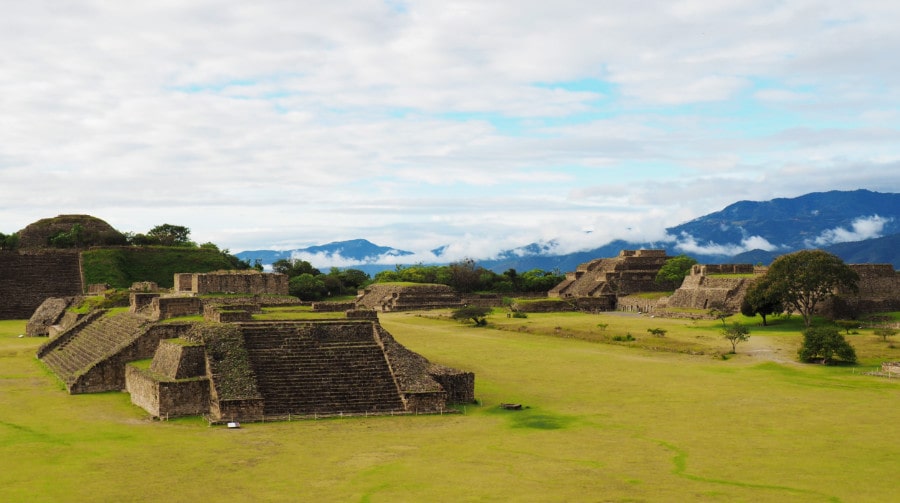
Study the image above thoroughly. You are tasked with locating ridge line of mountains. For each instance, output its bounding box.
[236,189,900,275]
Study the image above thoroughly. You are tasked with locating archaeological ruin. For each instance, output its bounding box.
[547,249,674,310]
[35,271,475,422]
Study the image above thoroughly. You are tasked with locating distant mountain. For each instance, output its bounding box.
[237,190,900,274]
[235,239,413,275]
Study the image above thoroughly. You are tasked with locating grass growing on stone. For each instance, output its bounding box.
[2,312,900,502]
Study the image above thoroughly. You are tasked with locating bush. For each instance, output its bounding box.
[798,326,857,365]
[612,334,635,342]
[512,311,528,319]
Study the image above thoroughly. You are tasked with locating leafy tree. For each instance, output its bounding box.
[448,259,482,293]
[0,232,18,250]
[520,268,565,293]
[272,258,320,278]
[764,250,859,327]
[798,326,857,365]
[722,322,750,353]
[834,320,859,334]
[146,224,193,247]
[655,254,698,288]
[451,305,491,326]
[289,273,327,300]
[741,277,784,326]
[874,327,898,342]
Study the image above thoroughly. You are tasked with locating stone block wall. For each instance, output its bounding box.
[125,365,211,418]
[174,271,289,295]
[26,297,76,336]
[151,297,202,320]
[0,250,83,319]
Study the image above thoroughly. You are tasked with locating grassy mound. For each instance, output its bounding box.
[82,247,243,288]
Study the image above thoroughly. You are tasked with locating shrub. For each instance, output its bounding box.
[612,334,635,342]
[798,326,857,365]
[647,328,667,337]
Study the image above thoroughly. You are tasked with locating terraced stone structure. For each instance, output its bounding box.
[38,292,474,422]
[548,250,673,310]
[667,264,763,312]
[355,283,463,311]
[174,270,289,295]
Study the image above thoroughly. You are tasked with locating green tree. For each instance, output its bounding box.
[874,327,898,342]
[798,326,857,365]
[451,305,491,326]
[448,259,482,293]
[655,254,698,288]
[272,258,320,278]
[740,277,784,326]
[764,250,859,327]
[146,224,193,246]
[722,322,750,353]
[289,273,327,300]
[0,232,18,250]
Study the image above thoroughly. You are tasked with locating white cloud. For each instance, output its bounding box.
[0,1,899,260]
[674,233,779,257]
[807,215,892,247]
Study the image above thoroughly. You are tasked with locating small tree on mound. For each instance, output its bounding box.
[452,305,491,326]
[722,322,750,354]
[798,326,857,365]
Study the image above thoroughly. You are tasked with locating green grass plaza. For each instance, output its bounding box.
[2,308,899,502]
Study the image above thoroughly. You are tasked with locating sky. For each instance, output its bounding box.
[1,1,899,265]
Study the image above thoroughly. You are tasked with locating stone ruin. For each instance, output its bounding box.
[353,283,463,311]
[666,264,764,313]
[36,272,475,422]
[173,270,289,296]
[547,250,674,310]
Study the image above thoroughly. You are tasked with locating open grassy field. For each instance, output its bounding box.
[2,312,899,502]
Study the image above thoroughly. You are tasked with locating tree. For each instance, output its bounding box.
[874,327,898,342]
[451,305,491,326]
[289,273,327,300]
[448,259,482,293]
[741,277,784,326]
[764,250,859,327]
[655,254,698,288]
[272,258,320,278]
[708,301,733,328]
[723,322,750,353]
[798,326,857,365]
[0,232,18,250]
[146,224,193,246]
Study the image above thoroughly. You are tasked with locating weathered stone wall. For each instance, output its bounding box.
[151,297,202,320]
[26,297,77,336]
[514,297,614,313]
[429,367,476,404]
[617,295,665,313]
[824,264,900,318]
[0,250,83,319]
[130,293,160,313]
[312,301,356,312]
[67,323,194,394]
[355,283,462,311]
[125,365,211,418]
[666,265,759,312]
[174,271,289,295]
[150,339,207,379]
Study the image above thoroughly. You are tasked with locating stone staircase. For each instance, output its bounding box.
[40,312,150,385]
[239,321,405,416]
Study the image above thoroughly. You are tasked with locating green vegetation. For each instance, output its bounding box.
[451,306,491,326]
[723,322,751,353]
[2,311,900,501]
[655,254,697,287]
[798,326,857,365]
[82,247,247,288]
[762,250,859,327]
[373,261,565,294]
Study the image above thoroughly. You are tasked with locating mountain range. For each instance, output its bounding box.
[236,190,900,274]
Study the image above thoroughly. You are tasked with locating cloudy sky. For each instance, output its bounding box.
[1,1,898,262]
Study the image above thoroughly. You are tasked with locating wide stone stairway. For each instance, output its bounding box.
[40,312,150,385]
[239,321,405,416]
